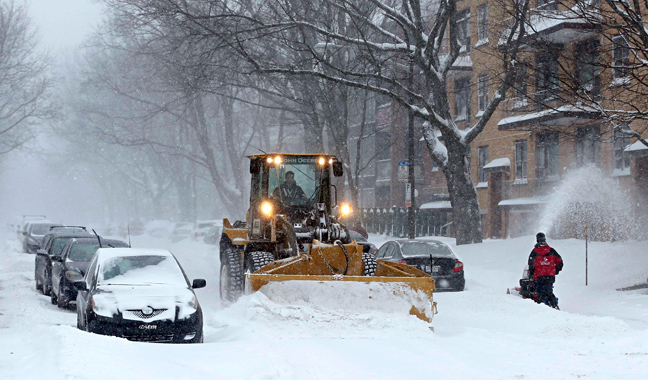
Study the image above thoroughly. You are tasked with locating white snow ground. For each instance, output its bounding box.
[1,231,647,379]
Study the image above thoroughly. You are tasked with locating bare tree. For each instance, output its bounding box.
[0,1,51,154]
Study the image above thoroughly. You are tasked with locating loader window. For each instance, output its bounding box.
[269,162,321,206]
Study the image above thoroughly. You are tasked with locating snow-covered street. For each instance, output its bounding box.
[1,232,647,380]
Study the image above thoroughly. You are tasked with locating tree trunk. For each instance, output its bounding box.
[443,141,483,245]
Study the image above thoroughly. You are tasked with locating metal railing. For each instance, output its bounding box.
[360,207,452,238]
[501,177,559,200]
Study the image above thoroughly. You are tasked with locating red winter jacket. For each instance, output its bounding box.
[528,244,563,283]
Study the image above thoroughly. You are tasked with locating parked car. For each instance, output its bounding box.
[145,220,175,238]
[50,237,129,308]
[192,220,219,241]
[35,227,91,295]
[21,221,62,254]
[203,224,222,245]
[348,230,378,255]
[74,248,206,343]
[375,239,465,291]
[170,222,194,243]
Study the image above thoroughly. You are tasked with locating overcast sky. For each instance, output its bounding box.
[24,0,105,55]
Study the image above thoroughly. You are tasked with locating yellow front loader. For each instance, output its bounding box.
[219,153,437,323]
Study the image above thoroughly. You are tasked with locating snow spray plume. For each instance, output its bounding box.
[537,166,638,241]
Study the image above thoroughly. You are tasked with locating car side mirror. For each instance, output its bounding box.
[36,249,47,256]
[333,161,344,177]
[73,281,88,291]
[192,279,207,289]
[51,256,63,262]
[250,159,261,174]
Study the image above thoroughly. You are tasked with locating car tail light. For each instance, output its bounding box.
[453,260,464,272]
[194,232,200,237]
[398,260,407,264]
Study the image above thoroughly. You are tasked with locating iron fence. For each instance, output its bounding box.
[359,207,452,238]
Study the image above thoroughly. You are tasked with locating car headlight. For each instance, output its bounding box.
[65,269,83,282]
[188,295,199,310]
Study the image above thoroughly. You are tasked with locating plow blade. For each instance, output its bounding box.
[246,242,437,323]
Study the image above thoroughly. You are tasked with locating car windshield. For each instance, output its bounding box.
[349,231,368,242]
[100,255,187,285]
[52,237,73,256]
[401,242,456,258]
[268,158,322,207]
[69,243,101,262]
[31,224,58,235]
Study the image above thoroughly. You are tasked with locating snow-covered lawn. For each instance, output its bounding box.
[1,232,647,379]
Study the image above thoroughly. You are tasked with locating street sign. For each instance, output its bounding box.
[398,161,409,182]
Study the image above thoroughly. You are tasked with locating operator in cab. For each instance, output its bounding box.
[273,171,306,205]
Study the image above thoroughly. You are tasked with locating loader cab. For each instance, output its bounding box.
[249,154,343,221]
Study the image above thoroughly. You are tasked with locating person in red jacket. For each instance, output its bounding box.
[528,232,563,309]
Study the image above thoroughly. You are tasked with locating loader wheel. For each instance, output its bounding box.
[246,251,274,273]
[362,252,377,276]
[220,249,244,303]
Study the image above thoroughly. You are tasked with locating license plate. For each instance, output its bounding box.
[421,265,431,273]
[432,265,440,273]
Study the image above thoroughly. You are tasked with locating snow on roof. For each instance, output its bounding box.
[498,9,595,46]
[498,196,549,208]
[96,247,173,260]
[483,157,511,170]
[625,140,648,152]
[498,105,598,129]
[419,201,452,210]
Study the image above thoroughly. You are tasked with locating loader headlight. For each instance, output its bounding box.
[340,203,352,217]
[318,157,326,166]
[328,158,334,164]
[261,201,273,216]
[274,155,282,164]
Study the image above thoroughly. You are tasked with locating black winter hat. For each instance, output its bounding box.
[536,232,546,243]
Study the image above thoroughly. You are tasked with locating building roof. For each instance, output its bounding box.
[483,158,511,173]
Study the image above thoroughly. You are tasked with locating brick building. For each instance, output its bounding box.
[356,0,648,239]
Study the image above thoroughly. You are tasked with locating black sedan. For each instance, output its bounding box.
[35,227,91,295]
[75,248,206,343]
[50,237,129,308]
[375,239,465,291]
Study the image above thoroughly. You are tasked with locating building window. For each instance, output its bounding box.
[478,146,489,184]
[375,129,391,160]
[576,39,600,96]
[613,35,630,80]
[613,128,631,172]
[515,140,527,180]
[575,125,601,167]
[455,9,471,53]
[536,132,559,180]
[536,51,559,105]
[478,74,489,113]
[513,65,527,108]
[537,0,558,10]
[477,4,489,44]
[455,77,471,122]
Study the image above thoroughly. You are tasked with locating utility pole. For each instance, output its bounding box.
[407,57,416,239]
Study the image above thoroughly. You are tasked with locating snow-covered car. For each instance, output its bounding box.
[203,224,222,245]
[21,221,62,254]
[191,220,220,241]
[375,239,465,291]
[348,230,378,255]
[170,222,194,243]
[50,237,129,308]
[74,248,206,343]
[145,220,175,238]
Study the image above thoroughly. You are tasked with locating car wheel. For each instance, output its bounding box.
[50,288,57,305]
[57,281,69,308]
[219,248,244,303]
[362,252,377,276]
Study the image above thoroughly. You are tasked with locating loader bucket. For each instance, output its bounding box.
[246,241,437,323]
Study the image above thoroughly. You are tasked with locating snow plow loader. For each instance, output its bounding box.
[219,153,437,322]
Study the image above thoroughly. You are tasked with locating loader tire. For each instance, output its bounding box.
[246,251,274,273]
[362,252,377,276]
[220,249,244,303]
